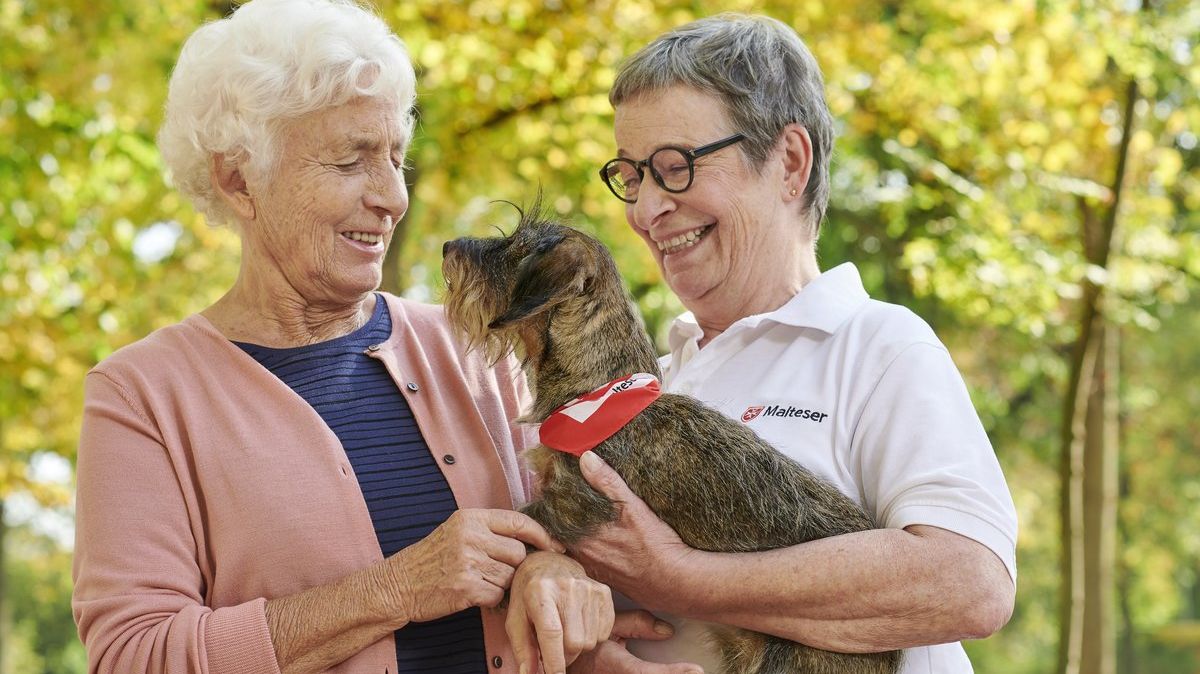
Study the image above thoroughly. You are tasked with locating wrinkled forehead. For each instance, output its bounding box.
[613,85,733,157]
[279,96,411,154]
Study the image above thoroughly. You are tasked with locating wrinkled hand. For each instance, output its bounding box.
[572,452,695,608]
[387,509,564,623]
[507,551,614,674]
[568,610,704,674]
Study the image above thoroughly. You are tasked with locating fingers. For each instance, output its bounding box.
[576,641,705,674]
[416,510,563,616]
[394,509,572,623]
[562,581,612,666]
[547,586,612,672]
[457,509,563,577]
[486,509,565,553]
[585,589,615,652]
[509,553,616,672]
[578,451,633,502]
[488,533,533,568]
[532,597,567,674]
[578,448,648,506]
[662,662,706,674]
[506,600,540,674]
[610,609,677,642]
[477,557,518,596]
[560,590,586,665]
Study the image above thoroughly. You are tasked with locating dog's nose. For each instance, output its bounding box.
[442,240,453,258]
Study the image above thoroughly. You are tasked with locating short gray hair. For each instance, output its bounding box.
[611,13,835,235]
[157,0,416,226]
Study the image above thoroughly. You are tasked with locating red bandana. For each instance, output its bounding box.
[539,373,662,456]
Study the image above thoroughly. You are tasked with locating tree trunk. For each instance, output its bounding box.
[1117,349,1137,674]
[1057,236,1121,674]
[1081,323,1119,674]
[381,123,421,296]
[1118,563,1136,674]
[381,207,411,295]
[1059,302,1099,674]
[1057,75,1138,674]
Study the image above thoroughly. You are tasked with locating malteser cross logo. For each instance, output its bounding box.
[741,406,765,422]
[741,404,829,424]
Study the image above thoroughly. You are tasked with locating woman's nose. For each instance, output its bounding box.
[366,165,409,221]
[631,179,675,231]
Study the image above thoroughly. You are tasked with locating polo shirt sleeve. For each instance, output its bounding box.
[72,370,282,674]
[851,341,1018,581]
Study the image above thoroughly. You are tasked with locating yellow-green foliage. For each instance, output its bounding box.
[1,1,1198,672]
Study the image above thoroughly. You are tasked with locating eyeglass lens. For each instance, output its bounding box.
[605,148,694,201]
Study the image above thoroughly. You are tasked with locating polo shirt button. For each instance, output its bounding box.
[443,454,456,465]
[491,656,503,668]
[406,382,420,392]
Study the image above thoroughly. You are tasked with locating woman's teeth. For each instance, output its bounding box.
[657,226,710,255]
[344,232,382,244]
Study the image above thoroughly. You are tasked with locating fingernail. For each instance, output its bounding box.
[653,619,674,635]
[580,451,601,471]
[519,665,527,674]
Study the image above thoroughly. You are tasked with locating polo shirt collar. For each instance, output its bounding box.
[666,262,870,350]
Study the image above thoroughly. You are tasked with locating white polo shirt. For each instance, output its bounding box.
[625,262,1017,674]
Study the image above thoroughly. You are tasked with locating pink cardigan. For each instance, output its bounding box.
[73,294,536,674]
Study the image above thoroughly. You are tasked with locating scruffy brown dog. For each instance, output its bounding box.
[442,206,901,674]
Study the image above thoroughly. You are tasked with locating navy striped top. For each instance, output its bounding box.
[235,296,487,674]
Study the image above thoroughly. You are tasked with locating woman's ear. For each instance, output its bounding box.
[778,123,813,203]
[210,153,256,221]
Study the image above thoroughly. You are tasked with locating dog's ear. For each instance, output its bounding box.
[489,234,591,329]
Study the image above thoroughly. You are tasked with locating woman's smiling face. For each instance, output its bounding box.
[241,95,410,306]
[614,86,811,326]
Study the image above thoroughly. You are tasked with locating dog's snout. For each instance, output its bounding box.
[442,240,454,258]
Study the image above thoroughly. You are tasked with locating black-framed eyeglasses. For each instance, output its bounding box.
[599,133,746,204]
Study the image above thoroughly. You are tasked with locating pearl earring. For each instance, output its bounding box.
[789,188,797,196]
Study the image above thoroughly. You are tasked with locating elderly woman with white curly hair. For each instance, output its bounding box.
[70,2,638,673]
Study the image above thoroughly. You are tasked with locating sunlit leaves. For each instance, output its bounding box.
[1,0,238,501]
[1,1,1198,671]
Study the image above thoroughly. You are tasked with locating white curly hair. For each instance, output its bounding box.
[157,0,416,226]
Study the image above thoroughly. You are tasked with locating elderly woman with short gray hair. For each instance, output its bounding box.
[71,2,624,673]
[567,13,1019,674]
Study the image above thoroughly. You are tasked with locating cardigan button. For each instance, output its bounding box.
[406,381,420,392]
[443,454,456,465]
[491,656,503,668]
[366,343,382,353]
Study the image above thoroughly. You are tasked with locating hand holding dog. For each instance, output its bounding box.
[568,611,705,674]
[507,551,615,674]
[571,451,698,611]
[386,509,564,623]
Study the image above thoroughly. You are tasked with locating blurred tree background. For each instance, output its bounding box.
[1,0,1197,671]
